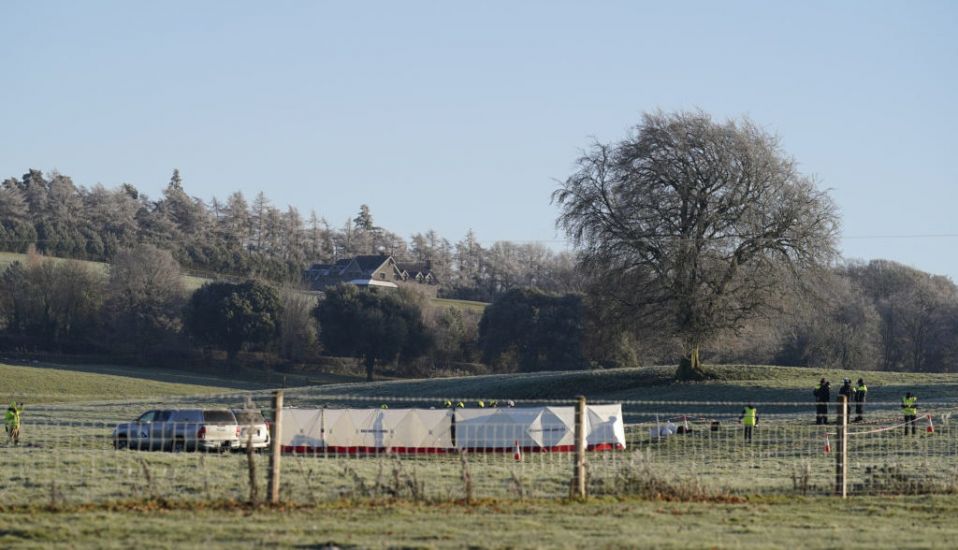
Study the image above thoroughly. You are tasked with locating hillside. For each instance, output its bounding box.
[0,251,486,310]
[0,360,271,403]
[9,358,958,420]
[0,251,209,292]
[288,364,958,405]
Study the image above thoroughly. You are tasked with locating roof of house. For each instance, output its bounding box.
[352,255,393,273]
[396,261,432,275]
[305,255,420,290]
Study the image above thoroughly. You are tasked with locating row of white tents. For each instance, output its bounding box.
[280,404,626,453]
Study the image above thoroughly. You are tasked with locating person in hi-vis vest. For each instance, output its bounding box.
[740,404,758,442]
[901,392,918,436]
[853,379,868,422]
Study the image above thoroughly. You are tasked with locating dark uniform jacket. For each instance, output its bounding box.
[814,384,831,402]
[838,382,852,401]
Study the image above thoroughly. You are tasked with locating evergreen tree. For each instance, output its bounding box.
[314,285,431,381]
[353,204,376,231]
[478,288,586,372]
[0,180,36,253]
[105,245,186,362]
[184,280,282,366]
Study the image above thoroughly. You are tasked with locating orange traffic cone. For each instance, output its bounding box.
[926,414,935,434]
[513,440,522,462]
[824,433,831,455]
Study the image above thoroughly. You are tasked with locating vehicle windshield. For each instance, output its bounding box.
[203,410,236,423]
[233,410,264,424]
[136,411,155,423]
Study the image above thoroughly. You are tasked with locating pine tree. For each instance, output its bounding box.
[353,204,376,231]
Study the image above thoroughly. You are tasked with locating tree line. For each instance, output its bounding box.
[0,246,480,379]
[0,169,576,301]
[4,110,958,376]
[2,244,956,376]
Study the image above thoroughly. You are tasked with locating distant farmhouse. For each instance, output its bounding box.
[304,254,439,296]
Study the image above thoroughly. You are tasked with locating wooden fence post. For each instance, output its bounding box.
[573,395,587,499]
[268,390,283,505]
[835,395,847,498]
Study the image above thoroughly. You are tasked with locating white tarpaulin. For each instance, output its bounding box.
[585,404,628,450]
[283,408,324,452]
[455,405,626,451]
[281,408,453,452]
[280,405,624,452]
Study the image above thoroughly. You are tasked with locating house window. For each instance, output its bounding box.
[380,272,386,280]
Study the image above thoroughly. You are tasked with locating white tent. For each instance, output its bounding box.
[455,405,626,451]
[455,407,552,449]
[283,408,324,453]
[388,408,453,452]
[280,408,453,453]
[585,404,628,450]
[280,405,624,453]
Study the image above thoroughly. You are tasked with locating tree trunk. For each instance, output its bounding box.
[676,345,707,381]
[365,355,375,382]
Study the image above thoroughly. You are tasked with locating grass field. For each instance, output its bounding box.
[0,361,273,404]
[430,297,488,311]
[3,360,958,548]
[0,251,210,291]
[6,414,954,505]
[2,496,957,549]
[284,363,958,406]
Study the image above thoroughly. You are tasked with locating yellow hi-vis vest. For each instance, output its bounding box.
[901,396,917,415]
[741,407,757,427]
[4,404,20,429]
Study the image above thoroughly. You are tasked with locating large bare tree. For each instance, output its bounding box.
[553,111,840,379]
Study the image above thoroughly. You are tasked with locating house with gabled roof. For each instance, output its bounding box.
[304,254,440,296]
[396,260,439,286]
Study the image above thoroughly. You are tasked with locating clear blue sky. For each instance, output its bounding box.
[2,2,956,277]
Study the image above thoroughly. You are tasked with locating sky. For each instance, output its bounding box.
[1,1,956,278]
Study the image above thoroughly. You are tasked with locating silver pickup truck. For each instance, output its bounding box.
[232,409,270,450]
[113,409,240,452]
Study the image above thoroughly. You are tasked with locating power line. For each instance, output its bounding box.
[4,233,958,246]
[841,234,958,240]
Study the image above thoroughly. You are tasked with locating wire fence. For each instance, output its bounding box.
[2,391,958,507]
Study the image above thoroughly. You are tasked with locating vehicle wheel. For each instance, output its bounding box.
[172,439,186,453]
[114,436,129,450]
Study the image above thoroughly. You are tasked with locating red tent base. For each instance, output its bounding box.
[281,443,625,455]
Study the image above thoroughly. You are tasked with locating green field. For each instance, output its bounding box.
[0,361,271,404]
[2,496,958,549]
[288,363,958,405]
[0,251,209,291]
[3,360,958,548]
[6,355,958,409]
[430,296,488,311]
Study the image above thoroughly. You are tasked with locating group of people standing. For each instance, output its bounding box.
[739,377,923,442]
[814,377,868,424]
[814,378,922,435]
